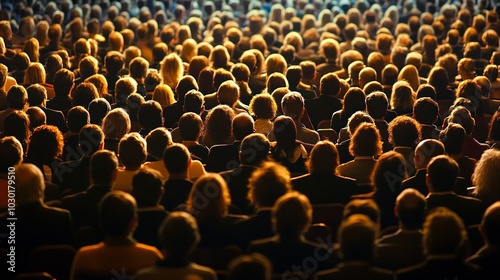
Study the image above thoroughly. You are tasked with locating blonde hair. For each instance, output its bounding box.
[391,80,415,112]
[102,108,131,140]
[398,64,420,92]
[85,74,109,97]
[24,38,40,63]
[472,149,500,206]
[180,38,198,63]
[160,53,184,90]
[152,84,176,108]
[24,62,46,85]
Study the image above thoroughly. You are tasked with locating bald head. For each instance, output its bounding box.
[482,202,500,245]
[232,113,255,141]
[414,139,445,169]
[396,188,427,230]
[358,67,377,89]
[16,163,45,205]
[26,106,46,131]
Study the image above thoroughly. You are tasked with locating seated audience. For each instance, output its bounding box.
[472,149,500,207]
[161,144,194,211]
[113,132,147,193]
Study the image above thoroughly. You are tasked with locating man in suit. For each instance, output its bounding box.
[426,155,486,226]
[53,124,104,195]
[132,168,168,249]
[220,133,270,215]
[248,192,333,275]
[0,163,74,275]
[305,72,343,130]
[376,189,426,271]
[402,139,469,196]
[59,150,119,230]
[233,162,291,250]
[397,207,480,279]
[206,113,254,172]
[316,214,394,280]
[293,141,358,205]
[467,202,500,279]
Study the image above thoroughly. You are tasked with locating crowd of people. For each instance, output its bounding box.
[2,0,500,279]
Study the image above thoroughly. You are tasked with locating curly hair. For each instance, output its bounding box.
[203,105,235,146]
[472,149,500,206]
[27,124,64,163]
[349,123,383,157]
[388,115,421,147]
[249,93,277,120]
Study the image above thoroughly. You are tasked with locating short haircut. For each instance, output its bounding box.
[104,51,125,75]
[339,214,377,261]
[365,91,388,119]
[78,124,104,156]
[72,82,99,108]
[439,123,466,156]
[388,116,421,147]
[281,91,304,119]
[423,207,466,255]
[115,77,138,104]
[481,202,500,245]
[343,199,381,224]
[118,133,147,168]
[249,93,277,120]
[7,85,28,109]
[0,136,23,172]
[179,112,203,141]
[137,100,163,130]
[413,97,438,125]
[158,211,200,257]
[132,167,164,208]
[320,73,341,96]
[183,90,204,113]
[300,60,315,80]
[239,133,270,166]
[272,192,312,236]
[90,149,119,185]
[99,191,138,239]
[347,111,374,136]
[427,155,459,192]
[67,106,90,133]
[145,127,172,160]
[248,161,291,207]
[414,139,445,169]
[129,57,149,80]
[53,68,75,97]
[396,189,427,230]
[102,108,131,140]
[448,106,475,136]
[163,143,190,174]
[15,164,45,205]
[228,253,272,280]
[217,80,240,107]
[232,113,254,141]
[27,83,47,107]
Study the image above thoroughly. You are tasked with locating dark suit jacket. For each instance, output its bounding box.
[375,119,392,152]
[336,139,354,164]
[219,165,257,215]
[397,257,480,280]
[134,207,169,249]
[53,156,91,195]
[197,215,247,248]
[248,236,333,273]
[0,201,74,274]
[206,141,241,173]
[162,102,183,128]
[161,178,193,211]
[62,134,81,162]
[40,106,68,134]
[376,230,425,271]
[420,124,440,140]
[59,184,112,230]
[426,193,486,226]
[292,173,357,205]
[466,245,500,280]
[316,262,394,280]
[46,96,72,117]
[233,209,273,250]
[401,169,469,196]
[305,94,342,129]
[203,92,218,111]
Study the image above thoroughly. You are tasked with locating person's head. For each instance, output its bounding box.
[99,191,138,239]
[342,87,367,116]
[350,122,383,157]
[160,53,184,89]
[129,57,149,82]
[137,100,163,131]
[217,80,240,108]
[365,91,388,120]
[102,108,131,140]
[489,111,500,142]
[388,115,421,148]
[7,85,28,110]
[395,188,427,230]
[480,202,500,246]
[26,123,62,163]
[320,73,341,97]
[423,207,466,255]
[472,149,500,206]
[231,113,254,141]
[249,93,277,121]
[24,62,46,86]
[115,77,138,105]
[239,133,270,166]
[3,110,30,147]
[72,82,99,108]
[281,92,304,120]
[159,211,200,258]
[27,83,47,107]
[391,80,415,113]
[272,192,312,238]
[343,198,381,225]
[15,163,46,205]
[265,53,287,78]
[67,105,90,134]
[85,74,109,97]
[448,106,475,136]
[0,136,23,173]
[414,139,445,170]
[163,143,191,175]
[248,161,291,208]
[118,132,147,169]
[187,173,231,220]
[371,151,407,195]
[358,67,377,90]
[132,167,164,208]
[306,140,340,175]
[338,214,378,262]
[104,51,125,76]
[228,253,271,280]
[204,104,235,145]
[426,155,459,192]
[457,57,476,80]
[413,97,438,125]
[78,56,99,80]
[439,123,467,156]
[416,84,436,100]
[320,38,340,63]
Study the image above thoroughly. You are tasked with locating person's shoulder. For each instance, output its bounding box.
[189,262,217,277]
[135,242,163,255]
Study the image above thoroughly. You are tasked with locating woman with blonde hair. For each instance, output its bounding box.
[187,173,245,248]
[209,45,232,70]
[24,38,40,63]
[391,80,416,116]
[180,38,198,63]
[24,62,55,99]
[265,53,287,79]
[85,74,112,102]
[102,108,131,154]
[472,149,500,206]
[152,84,176,108]
[397,64,420,92]
[160,53,184,90]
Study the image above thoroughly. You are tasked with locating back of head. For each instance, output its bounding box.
[249,161,291,208]
[482,202,500,246]
[90,150,118,186]
[423,207,466,255]
[145,127,172,161]
[137,100,163,130]
[427,155,459,192]
[350,122,383,158]
[132,167,163,208]
[281,92,304,120]
[27,84,47,107]
[15,163,45,206]
[88,98,111,125]
[72,82,99,108]
[365,91,388,119]
[396,189,427,230]
[67,105,90,133]
[414,139,445,169]
[307,140,340,175]
[448,106,475,136]
[239,133,270,166]
[272,192,312,238]
[159,211,200,258]
[388,115,421,148]
[228,253,272,280]
[7,85,28,109]
[339,214,378,262]
[440,123,467,156]
[343,199,381,225]
[0,136,23,173]
[163,143,190,174]
[53,68,75,97]
[413,97,438,125]
[217,80,240,107]
[232,113,254,141]
[118,133,147,169]
[99,191,138,239]
[79,124,104,157]
[320,73,341,96]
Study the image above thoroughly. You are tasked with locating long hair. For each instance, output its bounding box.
[272,115,298,160]
[160,53,184,90]
[187,173,231,221]
[472,149,500,206]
